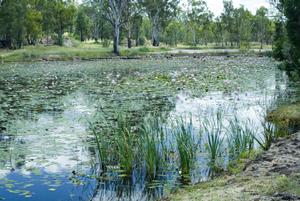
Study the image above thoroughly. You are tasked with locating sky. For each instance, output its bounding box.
[204,0,271,16]
[77,0,271,17]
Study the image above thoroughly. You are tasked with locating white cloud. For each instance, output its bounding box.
[77,0,271,17]
[205,0,270,17]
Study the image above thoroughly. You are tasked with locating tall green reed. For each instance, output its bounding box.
[203,111,224,175]
[113,113,137,176]
[140,117,166,180]
[227,118,255,160]
[173,117,197,184]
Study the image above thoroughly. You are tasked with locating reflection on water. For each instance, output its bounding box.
[0,58,299,201]
[0,91,97,201]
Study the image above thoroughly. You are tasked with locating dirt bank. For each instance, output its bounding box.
[167,132,300,201]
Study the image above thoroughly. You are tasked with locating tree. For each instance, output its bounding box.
[0,0,28,48]
[140,0,178,46]
[282,0,300,70]
[221,0,235,46]
[186,0,212,46]
[212,17,225,47]
[165,20,184,46]
[124,1,142,48]
[270,0,300,74]
[25,8,43,45]
[254,7,270,49]
[132,14,143,46]
[233,6,253,48]
[53,0,76,46]
[76,8,91,41]
[273,19,287,60]
[101,0,128,55]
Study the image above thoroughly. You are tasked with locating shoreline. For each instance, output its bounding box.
[166,131,300,201]
[0,47,272,63]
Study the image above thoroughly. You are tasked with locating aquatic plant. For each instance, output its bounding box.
[253,121,275,151]
[113,113,137,176]
[227,118,255,160]
[203,111,224,175]
[92,128,110,171]
[173,117,197,184]
[140,117,165,181]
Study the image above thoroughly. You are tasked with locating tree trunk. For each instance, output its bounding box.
[57,23,64,46]
[135,31,140,47]
[152,25,159,46]
[151,13,160,47]
[58,31,63,46]
[127,28,132,48]
[113,22,120,55]
[80,29,84,42]
[192,29,196,46]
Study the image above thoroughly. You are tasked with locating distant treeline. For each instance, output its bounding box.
[0,0,274,54]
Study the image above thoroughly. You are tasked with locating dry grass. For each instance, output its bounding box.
[167,174,300,201]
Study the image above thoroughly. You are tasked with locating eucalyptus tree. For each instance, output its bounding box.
[254,7,270,49]
[131,13,143,46]
[165,20,184,46]
[100,0,129,55]
[124,0,143,48]
[186,0,212,46]
[221,0,235,46]
[233,6,253,48]
[212,17,225,47]
[139,0,179,46]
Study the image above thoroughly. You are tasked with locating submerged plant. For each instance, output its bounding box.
[174,117,197,184]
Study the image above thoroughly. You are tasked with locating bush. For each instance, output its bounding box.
[102,39,111,48]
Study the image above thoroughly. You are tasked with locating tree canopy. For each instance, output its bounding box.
[0,0,276,55]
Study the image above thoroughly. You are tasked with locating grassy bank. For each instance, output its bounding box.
[0,42,273,63]
[0,44,170,62]
[167,131,300,201]
[167,174,300,201]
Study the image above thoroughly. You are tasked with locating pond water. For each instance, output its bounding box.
[0,57,299,201]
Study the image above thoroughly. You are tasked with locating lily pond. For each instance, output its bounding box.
[0,57,299,201]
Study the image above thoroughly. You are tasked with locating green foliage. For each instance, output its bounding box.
[0,0,278,51]
[25,8,42,45]
[51,0,76,46]
[75,8,91,42]
[272,0,300,75]
[174,118,197,184]
[253,121,276,151]
[164,21,185,46]
[102,39,111,48]
[203,116,224,175]
[141,117,165,180]
[0,0,27,48]
[227,118,255,160]
[113,113,137,175]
